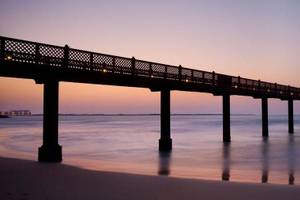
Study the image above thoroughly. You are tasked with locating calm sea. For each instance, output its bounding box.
[0,115,300,185]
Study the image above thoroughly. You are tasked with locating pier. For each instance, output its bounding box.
[0,36,299,162]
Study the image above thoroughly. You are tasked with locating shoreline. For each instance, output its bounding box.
[1,156,300,200]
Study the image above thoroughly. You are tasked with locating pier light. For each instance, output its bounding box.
[253,88,256,91]
[280,91,283,94]
[103,69,107,73]
[5,55,12,60]
[234,85,238,89]
[185,79,189,83]
[291,92,294,96]
[267,89,270,92]
[151,75,154,78]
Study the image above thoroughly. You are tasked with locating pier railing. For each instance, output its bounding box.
[1,36,299,98]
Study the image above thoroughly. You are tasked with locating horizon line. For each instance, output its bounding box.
[28,113,275,116]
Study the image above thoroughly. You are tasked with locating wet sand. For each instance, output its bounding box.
[0,157,300,200]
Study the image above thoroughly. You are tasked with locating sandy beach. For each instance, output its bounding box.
[0,157,299,200]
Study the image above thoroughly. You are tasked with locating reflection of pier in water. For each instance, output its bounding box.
[261,138,269,183]
[288,136,295,185]
[261,137,297,184]
[221,136,296,185]
[222,143,231,181]
[158,151,172,176]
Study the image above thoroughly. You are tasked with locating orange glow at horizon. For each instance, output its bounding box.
[1,77,298,114]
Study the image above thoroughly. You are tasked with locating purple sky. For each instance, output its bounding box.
[1,0,300,114]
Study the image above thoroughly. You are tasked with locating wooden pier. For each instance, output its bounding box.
[0,36,298,162]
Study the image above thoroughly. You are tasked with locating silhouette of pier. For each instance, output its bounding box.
[0,36,299,162]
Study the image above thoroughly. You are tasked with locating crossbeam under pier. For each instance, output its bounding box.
[38,80,62,162]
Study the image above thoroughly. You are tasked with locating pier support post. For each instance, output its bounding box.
[262,98,269,138]
[288,99,294,134]
[38,80,62,162]
[159,89,172,151]
[223,94,231,142]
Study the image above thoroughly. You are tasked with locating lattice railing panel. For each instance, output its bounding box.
[69,50,90,62]
[93,54,114,66]
[239,78,247,85]
[182,68,192,78]
[5,40,35,54]
[136,60,150,71]
[253,81,259,87]
[115,57,131,68]
[152,63,166,73]
[67,50,90,70]
[270,84,277,90]
[232,77,239,84]
[246,79,255,87]
[193,70,204,79]
[4,40,36,63]
[165,66,178,80]
[167,66,178,75]
[40,45,64,58]
[204,72,213,80]
[260,82,269,90]
[39,45,64,66]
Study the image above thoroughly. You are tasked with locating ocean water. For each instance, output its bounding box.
[0,114,300,185]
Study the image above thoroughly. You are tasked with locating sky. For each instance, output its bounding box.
[0,0,300,114]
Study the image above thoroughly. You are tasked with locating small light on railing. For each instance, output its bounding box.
[280,91,283,94]
[5,55,12,60]
[234,85,238,89]
[267,89,270,92]
[151,75,154,78]
[103,69,107,73]
[185,79,189,83]
[291,92,294,96]
[253,88,256,91]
